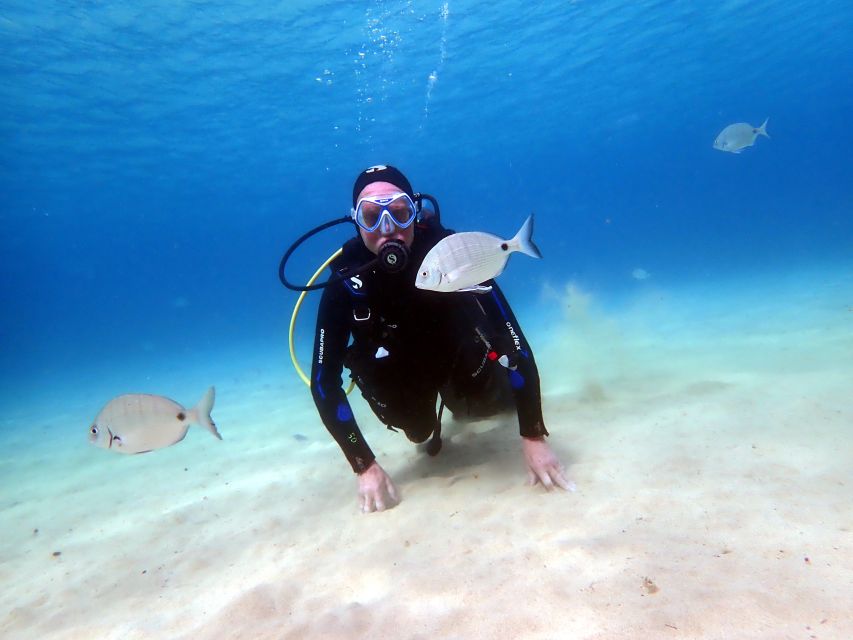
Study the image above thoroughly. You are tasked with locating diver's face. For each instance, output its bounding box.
[356,181,415,255]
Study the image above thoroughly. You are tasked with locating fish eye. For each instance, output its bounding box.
[90,425,98,435]
[421,270,428,276]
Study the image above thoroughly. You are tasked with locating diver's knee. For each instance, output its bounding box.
[403,426,432,443]
[401,417,438,443]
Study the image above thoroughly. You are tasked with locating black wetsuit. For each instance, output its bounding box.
[310,217,549,473]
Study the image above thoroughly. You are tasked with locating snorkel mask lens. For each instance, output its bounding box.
[353,192,417,232]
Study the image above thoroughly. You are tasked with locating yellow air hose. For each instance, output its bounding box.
[288,249,356,395]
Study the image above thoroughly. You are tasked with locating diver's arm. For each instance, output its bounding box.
[310,281,376,473]
[480,283,574,490]
[479,282,549,438]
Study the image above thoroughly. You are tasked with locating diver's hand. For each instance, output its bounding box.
[357,461,400,513]
[522,437,576,492]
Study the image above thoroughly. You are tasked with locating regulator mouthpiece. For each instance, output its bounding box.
[378,240,409,273]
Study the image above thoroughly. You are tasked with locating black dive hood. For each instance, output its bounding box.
[278,192,440,292]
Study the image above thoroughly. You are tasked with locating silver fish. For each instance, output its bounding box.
[713,118,769,153]
[88,387,220,454]
[415,214,541,293]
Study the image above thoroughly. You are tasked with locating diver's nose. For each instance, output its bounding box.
[379,212,396,234]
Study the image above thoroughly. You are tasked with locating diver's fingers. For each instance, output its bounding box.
[527,469,538,486]
[360,493,370,513]
[386,480,400,504]
[539,470,555,490]
[374,492,387,512]
[551,466,575,491]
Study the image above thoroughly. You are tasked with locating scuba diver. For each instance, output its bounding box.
[280,164,571,513]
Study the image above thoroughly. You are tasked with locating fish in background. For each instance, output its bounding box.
[713,118,770,153]
[415,214,542,293]
[88,387,220,454]
[632,268,651,281]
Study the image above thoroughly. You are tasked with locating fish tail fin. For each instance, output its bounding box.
[190,386,222,440]
[757,117,770,138]
[510,213,542,259]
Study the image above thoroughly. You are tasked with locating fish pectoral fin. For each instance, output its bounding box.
[444,268,462,284]
[445,267,480,285]
[457,285,493,294]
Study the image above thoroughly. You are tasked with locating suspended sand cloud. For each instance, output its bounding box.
[541,280,593,319]
[537,280,633,399]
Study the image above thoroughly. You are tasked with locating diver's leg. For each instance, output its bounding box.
[467,364,515,417]
[353,373,443,451]
[397,393,439,444]
[425,401,444,456]
[440,352,515,420]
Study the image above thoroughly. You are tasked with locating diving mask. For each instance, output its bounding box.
[352,192,417,232]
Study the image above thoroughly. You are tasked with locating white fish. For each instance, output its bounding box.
[88,387,220,454]
[415,214,542,293]
[713,118,769,153]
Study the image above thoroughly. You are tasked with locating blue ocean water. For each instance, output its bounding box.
[1,3,852,637]
[2,0,851,403]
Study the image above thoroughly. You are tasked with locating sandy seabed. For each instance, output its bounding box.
[1,271,851,640]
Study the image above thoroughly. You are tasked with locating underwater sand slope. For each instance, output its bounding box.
[0,272,851,640]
